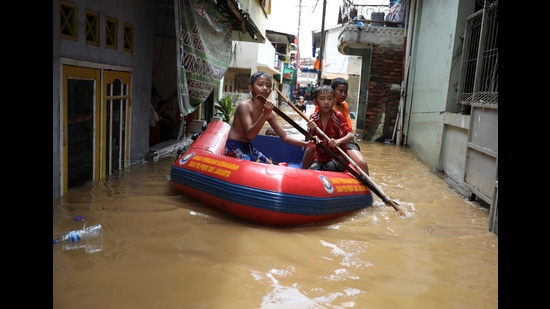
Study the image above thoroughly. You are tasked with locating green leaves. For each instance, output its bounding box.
[215,94,239,123]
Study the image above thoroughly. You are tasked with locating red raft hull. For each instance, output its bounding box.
[170,120,373,227]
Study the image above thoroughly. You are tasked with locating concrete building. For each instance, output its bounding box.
[53,0,269,199]
[53,0,497,233]
[321,0,498,233]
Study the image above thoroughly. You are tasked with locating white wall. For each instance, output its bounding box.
[257,39,277,71]
[229,39,278,76]
[404,0,469,165]
[323,26,350,75]
[437,113,469,180]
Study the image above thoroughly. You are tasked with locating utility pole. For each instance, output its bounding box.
[316,0,326,86]
[296,0,302,93]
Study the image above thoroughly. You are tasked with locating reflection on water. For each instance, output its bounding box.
[53,105,497,308]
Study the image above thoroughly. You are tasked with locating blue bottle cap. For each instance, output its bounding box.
[73,216,85,221]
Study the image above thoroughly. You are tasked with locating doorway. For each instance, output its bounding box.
[62,65,131,194]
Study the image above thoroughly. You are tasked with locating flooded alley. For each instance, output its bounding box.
[53,106,497,308]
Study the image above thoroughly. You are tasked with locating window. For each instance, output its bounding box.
[105,16,118,50]
[236,73,250,93]
[85,10,100,46]
[60,1,77,41]
[123,22,134,53]
[456,0,498,113]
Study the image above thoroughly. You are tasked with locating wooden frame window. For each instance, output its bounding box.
[105,16,118,50]
[123,22,134,53]
[85,10,100,46]
[60,1,77,41]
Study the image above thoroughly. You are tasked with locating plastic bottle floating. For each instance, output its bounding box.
[53,224,103,253]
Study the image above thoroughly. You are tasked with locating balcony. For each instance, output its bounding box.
[337,24,405,56]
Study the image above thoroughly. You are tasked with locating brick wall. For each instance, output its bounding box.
[362,46,403,141]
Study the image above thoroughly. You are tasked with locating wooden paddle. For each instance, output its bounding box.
[270,89,405,216]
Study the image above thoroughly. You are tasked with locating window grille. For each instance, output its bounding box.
[60,1,77,41]
[105,17,118,50]
[456,0,498,113]
[85,10,100,46]
[123,22,134,53]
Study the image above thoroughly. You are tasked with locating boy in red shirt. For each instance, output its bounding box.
[307,85,354,171]
[303,78,369,175]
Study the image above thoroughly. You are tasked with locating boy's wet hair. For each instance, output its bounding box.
[249,71,272,86]
[331,77,348,90]
[311,85,333,100]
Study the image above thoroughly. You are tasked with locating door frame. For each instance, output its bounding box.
[102,70,132,177]
[61,64,132,194]
[62,65,101,193]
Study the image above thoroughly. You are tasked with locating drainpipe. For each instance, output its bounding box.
[397,0,416,146]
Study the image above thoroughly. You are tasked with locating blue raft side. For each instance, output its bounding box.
[170,166,373,216]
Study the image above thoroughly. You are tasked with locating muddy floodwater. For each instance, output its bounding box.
[53,105,497,309]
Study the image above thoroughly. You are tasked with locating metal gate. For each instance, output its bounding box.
[464,102,497,233]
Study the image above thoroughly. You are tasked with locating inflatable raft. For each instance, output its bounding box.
[170,120,373,226]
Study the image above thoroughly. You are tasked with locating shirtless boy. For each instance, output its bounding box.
[225,71,316,164]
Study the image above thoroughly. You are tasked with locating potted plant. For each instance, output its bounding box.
[215,94,239,123]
